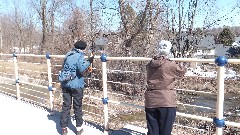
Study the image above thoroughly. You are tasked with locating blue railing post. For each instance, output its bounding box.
[13,53,20,100]
[100,53,109,134]
[214,56,228,135]
[46,53,54,115]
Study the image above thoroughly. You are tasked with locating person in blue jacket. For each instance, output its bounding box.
[59,40,94,135]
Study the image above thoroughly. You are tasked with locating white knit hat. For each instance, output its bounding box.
[157,40,172,56]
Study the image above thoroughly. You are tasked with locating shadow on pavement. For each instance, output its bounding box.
[47,111,76,134]
[109,128,146,135]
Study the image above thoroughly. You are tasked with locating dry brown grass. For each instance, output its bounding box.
[0,61,47,74]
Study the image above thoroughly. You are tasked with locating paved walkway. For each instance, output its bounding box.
[0,93,147,135]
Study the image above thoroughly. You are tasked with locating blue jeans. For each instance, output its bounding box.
[60,88,84,128]
[145,107,176,135]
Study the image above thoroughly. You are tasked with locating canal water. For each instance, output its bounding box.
[178,92,240,119]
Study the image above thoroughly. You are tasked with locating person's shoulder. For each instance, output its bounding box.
[74,51,85,62]
[65,51,80,60]
[69,50,84,56]
[65,51,73,56]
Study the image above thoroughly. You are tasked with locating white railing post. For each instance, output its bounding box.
[214,56,228,135]
[46,53,54,115]
[100,53,109,134]
[13,53,20,100]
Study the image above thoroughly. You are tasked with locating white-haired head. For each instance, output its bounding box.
[157,40,172,56]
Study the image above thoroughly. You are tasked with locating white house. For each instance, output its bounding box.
[194,35,215,57]
[232,37,240,47]
[194,35,230,57]
[12,47,31,54]
[194,49,215,57]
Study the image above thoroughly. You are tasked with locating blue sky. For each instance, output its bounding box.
[0,0,239,30]
[194,0,240,27]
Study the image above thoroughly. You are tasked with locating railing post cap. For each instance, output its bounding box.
[13,53,17,57]
[100,53,107,62]
[46,52,51,59]
[15,79,19,83]
[215,56,228,66]
[102,97,109,104]
[213,117,225,128]
[48,86,53,91]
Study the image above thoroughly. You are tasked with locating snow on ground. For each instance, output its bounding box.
[0,93,147,135]
[185,66,239,79]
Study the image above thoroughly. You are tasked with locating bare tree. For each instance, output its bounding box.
[0,22,2,51]
[31,0,78,54]
[162,0,218,58]
[31,0,48,54]
[117,0,165,58]
[48,0,66,52]
[118,0,150,48]
[41,0,47,54]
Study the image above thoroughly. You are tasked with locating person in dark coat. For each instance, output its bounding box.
[58,40,94,135]
[145,40,186,135]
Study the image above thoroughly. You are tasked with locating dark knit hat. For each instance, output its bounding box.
[74,40,87,50]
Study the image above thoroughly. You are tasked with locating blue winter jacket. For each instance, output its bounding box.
[59,48,90,89]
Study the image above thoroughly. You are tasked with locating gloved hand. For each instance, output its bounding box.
[180,62,188,67]
[87,56,94,63]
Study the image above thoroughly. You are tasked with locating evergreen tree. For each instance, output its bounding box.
[227,47,240,57]
[217,28,235,46]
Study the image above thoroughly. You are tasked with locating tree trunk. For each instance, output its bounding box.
[41,0,47,55]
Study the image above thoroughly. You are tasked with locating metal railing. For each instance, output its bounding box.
[0,53,240,135]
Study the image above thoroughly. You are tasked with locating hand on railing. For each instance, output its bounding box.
[87,56,94,63]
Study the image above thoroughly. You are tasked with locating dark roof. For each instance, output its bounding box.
[197,35,215,49]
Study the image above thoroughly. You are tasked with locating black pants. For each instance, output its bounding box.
[60,88,84,128]
[145,107,176,135]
